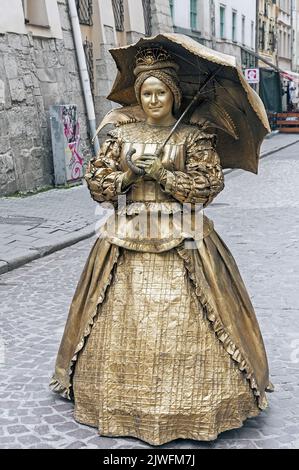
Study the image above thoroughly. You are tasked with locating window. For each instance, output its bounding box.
[269,23,275,52]
[142,0,152,36]
[232,10,237,42]
[284,31,287,57]
[251,21,254,49]
[75,0,93,26]
[83,39,94,98]
[112,0,124,32]
[242,15,245,45]
[259,20,265,50]
[22,0,49,27]
[220,5,225,39]
[169,0,174,19]
[241,49,255,69]
[190,0,197,30]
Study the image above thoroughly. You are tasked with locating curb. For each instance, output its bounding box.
[1,137,299,276]
[0,224,96,275]
[265,130,280,139]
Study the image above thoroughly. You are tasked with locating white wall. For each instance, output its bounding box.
[214,0,256,49]
[170,0,256,50]
[0,0,63,39]
[126,0,145,34]
[173,0,191,29]
[0,0,26,34]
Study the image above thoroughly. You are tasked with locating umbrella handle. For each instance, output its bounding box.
[126,148,145,176]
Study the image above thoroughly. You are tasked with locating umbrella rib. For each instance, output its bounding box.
[213,78,247,114]
[170,50,211,77]
[160,65,224,149]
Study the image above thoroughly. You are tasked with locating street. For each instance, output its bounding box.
[0,142,299,449]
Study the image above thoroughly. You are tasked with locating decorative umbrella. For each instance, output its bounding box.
[96,33,270,174]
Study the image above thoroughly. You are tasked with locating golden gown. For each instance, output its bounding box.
[50,121,272,446]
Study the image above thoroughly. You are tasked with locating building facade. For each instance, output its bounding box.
[0,0,172,196]
[76,0,173,131]
[171,0,257,68]
[277,0,293,70]
[1,0,298,197]
[294,0,299,72]
[257,0,278,68]
[0,0,90,196]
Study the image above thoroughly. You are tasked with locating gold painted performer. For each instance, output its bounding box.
[50,34,273,446]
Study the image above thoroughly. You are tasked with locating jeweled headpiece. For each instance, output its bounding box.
[133,45,179,76]
[133,45,182,113]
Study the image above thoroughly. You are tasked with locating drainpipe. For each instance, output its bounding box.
[68,0,100,155]
[291,0,294,71]
[255,0,260,94]
[255,0,259,68]
[210,0,216,49]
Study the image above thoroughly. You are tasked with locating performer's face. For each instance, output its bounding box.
[140,77,174,124]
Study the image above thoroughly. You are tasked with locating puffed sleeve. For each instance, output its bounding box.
[84,128,131,204]
[159,128,224,207]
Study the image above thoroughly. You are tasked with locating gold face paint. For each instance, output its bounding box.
[140,76,176,126]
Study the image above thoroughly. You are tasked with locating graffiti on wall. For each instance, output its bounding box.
[61,105,84,181]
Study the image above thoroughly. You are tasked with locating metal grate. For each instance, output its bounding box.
[83,39,94,98]
[112,0,124,32]
[142,0,152,36]
[75,0,93,26]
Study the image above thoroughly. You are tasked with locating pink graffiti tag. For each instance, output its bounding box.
[62,106,83,180]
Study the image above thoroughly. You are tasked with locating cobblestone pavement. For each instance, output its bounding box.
[0,184,97,274]
[0,142,299,449]
[0,133,299,275]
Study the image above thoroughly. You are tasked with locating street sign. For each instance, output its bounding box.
[244,68,260,84]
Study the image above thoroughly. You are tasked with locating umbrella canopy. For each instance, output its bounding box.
[106,33,270,174]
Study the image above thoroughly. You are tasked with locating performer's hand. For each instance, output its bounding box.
[135,155,166,181]
[122,168,140,190]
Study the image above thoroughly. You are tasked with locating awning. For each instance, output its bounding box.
[281,70,299,83]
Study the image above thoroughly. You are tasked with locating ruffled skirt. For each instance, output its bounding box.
[72,247,261,446]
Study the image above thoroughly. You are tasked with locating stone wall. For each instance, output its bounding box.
[0,1,90,196]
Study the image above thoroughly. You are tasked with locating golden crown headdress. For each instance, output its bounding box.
[134,45,179,76]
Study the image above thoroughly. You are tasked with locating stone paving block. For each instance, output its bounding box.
[0,436,17,445]
[7,425,30,434]
[65,441,87,449]
[53,422,80,432]
[67,428,97,440]
[33,425,50,435]
[43,414,66,424]
[254,439,282,449]
[17,434,41,445]
[29,443,55,449]
[8,409,29,417]
[20,416,42,425]
[85,436,119,448]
